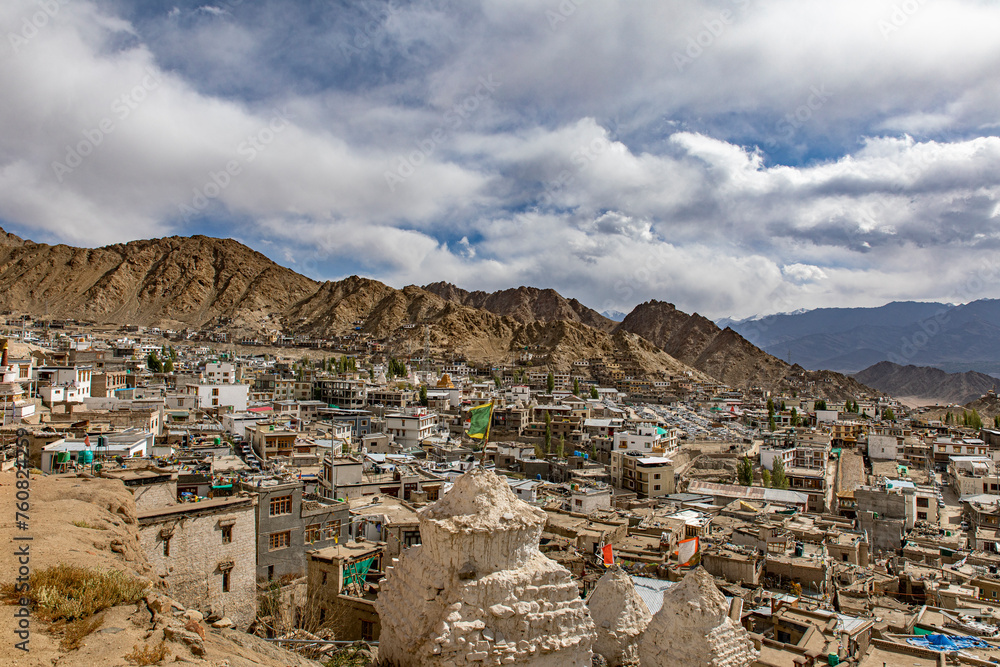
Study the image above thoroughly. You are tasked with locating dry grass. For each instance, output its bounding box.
[0,564,149,622]
[71,519,107,530]
[125,640,170,665]
[59,613,104,650]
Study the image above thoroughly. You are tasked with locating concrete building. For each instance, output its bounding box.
[609,451,674,498]
[385,409,437,448]
[137,495,257,629]
[204,362,236,384]
[239,478,350,582]
[185,382,249,411]
[307,542,384,642]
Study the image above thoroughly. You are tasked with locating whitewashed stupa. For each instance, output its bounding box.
[586,565,652,666]
[375,467,596,666]
[638,567,758,667]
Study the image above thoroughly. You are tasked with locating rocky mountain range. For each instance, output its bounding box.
[853,361,998,406]
[0,228,876,398]
[724,300,1000,376]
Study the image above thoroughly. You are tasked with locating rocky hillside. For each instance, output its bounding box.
[0,229,318,329]
[287,278,705,378]
[854,361,998,405]
[615,300,875,399]
[423,282,616,331]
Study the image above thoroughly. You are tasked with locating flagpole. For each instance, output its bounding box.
[479,400,493,468]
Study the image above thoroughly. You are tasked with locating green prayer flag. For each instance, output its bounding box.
[467,402,493,440]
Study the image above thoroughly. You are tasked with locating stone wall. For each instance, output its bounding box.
[139,498,257,629]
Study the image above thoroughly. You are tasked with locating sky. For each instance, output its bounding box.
[1,0,1000,320]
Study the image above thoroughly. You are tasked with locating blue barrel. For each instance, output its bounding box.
[81,449,94,465]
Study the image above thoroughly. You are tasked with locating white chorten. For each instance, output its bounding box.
[587,565,652,666]
[374,467,596,666]
[638,567,758,667]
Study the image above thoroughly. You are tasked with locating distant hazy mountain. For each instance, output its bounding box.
[601,310,627,322]
[854,361,997,405]
[726,301,1000,375]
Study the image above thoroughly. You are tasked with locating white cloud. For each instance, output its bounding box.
[1,0,999,319]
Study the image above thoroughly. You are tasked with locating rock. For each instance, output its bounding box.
[183,609,204,623]
[211,617,234,629]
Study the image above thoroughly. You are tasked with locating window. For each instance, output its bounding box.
[361,620,375,642]
[270,495,292,516]
[654,473,660,479]
[221,525,232,544]
[917,512,927,521]
[305,523,322,544]
[163,537,171,557]
[212,388,219,396]
[269,531,291,550]
[324,520,342,540]
[222,570,230,593]
[842,554,848,562]
[916,497,929,508]
[321,571,328,585]
[267,565,274,580]
[653,485,660,491]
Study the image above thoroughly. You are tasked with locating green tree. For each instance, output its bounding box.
[169,346,177,362]
[970,409,983,430]
[558,434,565,458]
[814,399,826,411]
[790,408,800,427]
[544,411,552,453]
[590,386,599,399]
[779,400,786,411]
[882,407,895,421]
[163,359,174,374]
[736,456,753,486]
[768,414,776,432]
[590,443,597,460]
[766,398,775,415]
[761,469,772,488]
[546,371,555,394]
[494,374,502,389]
[419,384,428,407]
[945,411,953,425]
[573,378,580,396]
[994,415,1000,429]
[771,458,789,490]
[147,352,162,373]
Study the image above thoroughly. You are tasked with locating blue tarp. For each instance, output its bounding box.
[907,634,992,651]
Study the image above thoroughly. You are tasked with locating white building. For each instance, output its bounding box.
[35,365,92,404]
[205,362,237,384]
[40,434,149,473]
[185,383,249,411]
[867,433,900,461]
[385,409,438,448]
[612,423,677,453]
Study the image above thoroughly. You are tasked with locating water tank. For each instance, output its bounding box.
[80,450,94,465]
[214,436,221,445]
[794,542,804,557]
[55,451,71,464]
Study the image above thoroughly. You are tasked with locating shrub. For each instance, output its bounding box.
[1,564,148,622]
[125,640,170,665]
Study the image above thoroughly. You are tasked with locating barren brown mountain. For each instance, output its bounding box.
[616,300,876,399]
[424,281,616,331]
[0,229,317,329]
[0,228,877,395]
